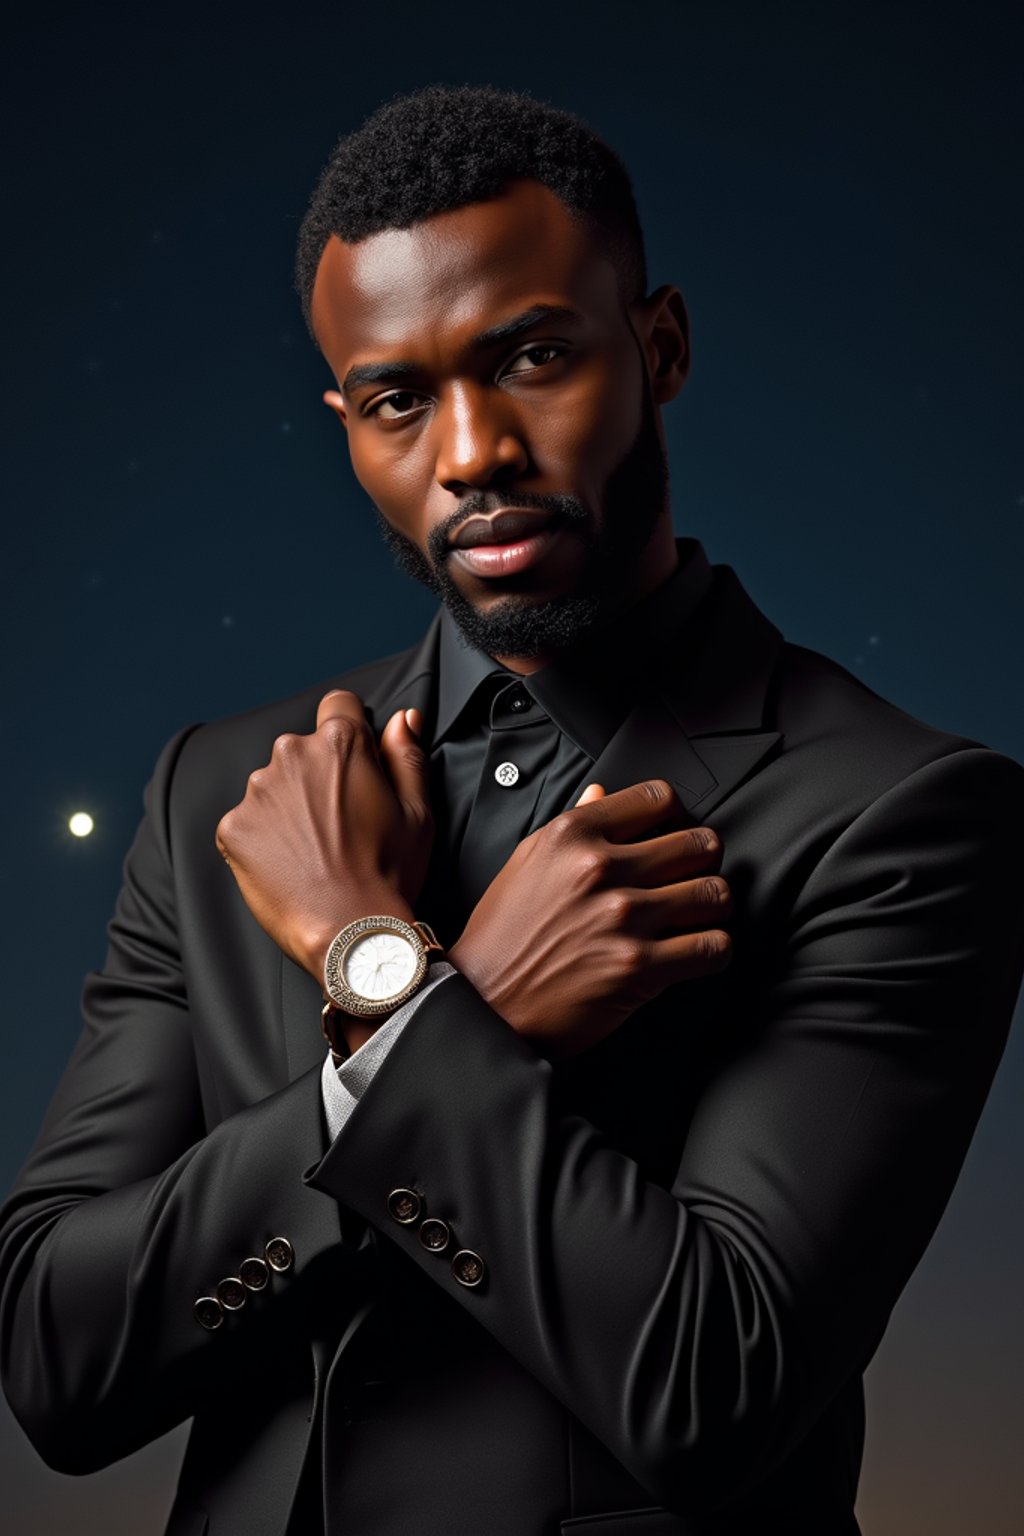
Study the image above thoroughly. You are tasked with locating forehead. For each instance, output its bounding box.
[310,179,620,371]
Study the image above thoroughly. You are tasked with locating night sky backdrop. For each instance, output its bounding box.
[2,3,1021,1531]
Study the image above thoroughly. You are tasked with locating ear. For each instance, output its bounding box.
[630,284,690,406]
[322,388,349,430]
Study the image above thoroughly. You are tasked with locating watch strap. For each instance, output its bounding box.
[409,920,444,958]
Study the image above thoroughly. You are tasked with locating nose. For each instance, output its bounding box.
[433,383,530,492]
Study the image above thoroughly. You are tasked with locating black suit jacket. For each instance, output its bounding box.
[3,557,1023,1536]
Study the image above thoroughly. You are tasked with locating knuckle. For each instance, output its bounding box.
[271,731,299,758]
[701,875,730,908]
[546,811,580,848]
[641,777,674,806]
[247,768,265,790]
[320,716,358,750]
[602,888,633,928]
[618,936,648,976]
[699,928,733,964]
[406,799,433,831]
[573,845,612,890]
[690,825,720,856]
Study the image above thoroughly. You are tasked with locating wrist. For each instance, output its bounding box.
[446,934,478,987]
[303,894,417,985]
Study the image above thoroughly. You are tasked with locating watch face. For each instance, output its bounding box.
[343,930,419,1002]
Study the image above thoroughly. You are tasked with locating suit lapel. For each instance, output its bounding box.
[561,564,784,820]
[565,696,782,821]
[358,612,442,741]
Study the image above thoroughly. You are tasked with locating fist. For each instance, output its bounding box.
[215,691,433,981]
[449,777,732,1061]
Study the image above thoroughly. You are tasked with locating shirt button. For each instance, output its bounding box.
[507,685,530,713]
[494,761,520,787]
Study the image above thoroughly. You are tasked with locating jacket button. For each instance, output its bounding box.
[387,1187,422,1225]
[418,1217,451,1253]
[265,1236,294,1273]
[239,1256,270,1291]
[194,1295,224,1331]
[451,1249,486,1288]
[216,1276,247,1311]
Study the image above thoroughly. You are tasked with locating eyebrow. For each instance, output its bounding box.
[340,303,584,398]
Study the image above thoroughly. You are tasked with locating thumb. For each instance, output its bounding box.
[380,707,431,821]
[574,782,607,807]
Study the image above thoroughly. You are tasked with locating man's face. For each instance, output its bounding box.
[311,178,686,660]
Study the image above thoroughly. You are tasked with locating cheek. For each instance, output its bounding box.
[532,352,637,496]
[348,427,428,523]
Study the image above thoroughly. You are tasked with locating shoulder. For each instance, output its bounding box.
[153,637,426,834]
[767,635,1024,829]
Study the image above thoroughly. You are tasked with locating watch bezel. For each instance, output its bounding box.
[323,915,428,1018]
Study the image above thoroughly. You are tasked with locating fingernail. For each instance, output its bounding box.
[404,708,420,738]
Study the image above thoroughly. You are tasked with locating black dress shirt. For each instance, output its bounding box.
[421,534,715,945]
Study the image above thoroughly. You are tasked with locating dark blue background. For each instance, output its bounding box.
[2,3,1021,1530]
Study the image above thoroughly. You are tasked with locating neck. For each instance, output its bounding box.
[492,518,680,675]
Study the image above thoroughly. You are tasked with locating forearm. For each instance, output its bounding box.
[0,1060,347,1474]
[0,720,358,1475]
[306,973,804,1513]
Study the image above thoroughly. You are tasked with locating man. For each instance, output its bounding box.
[2,83,1022,1536]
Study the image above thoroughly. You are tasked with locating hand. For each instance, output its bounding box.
[448,778,732,1062]
[215,692,433,983]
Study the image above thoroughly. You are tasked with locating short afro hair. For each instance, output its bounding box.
[294,83,648,343]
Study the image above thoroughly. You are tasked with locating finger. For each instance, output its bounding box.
[629,873,733,934]
[619,825,723,887]
[574,782,607,808]
[316,688,370,732]
[571,778,689,844]
[379,707,432,824]
[648,926,733,985]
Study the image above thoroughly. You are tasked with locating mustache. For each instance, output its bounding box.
[426,489,589,567]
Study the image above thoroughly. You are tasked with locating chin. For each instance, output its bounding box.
[443,584,606,658]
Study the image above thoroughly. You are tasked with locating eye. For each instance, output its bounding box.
[366,390,425,422]
[503,344,564,377]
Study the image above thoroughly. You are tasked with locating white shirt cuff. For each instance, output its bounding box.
[320,962,457,1141]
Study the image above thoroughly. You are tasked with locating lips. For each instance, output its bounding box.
[450,508,557,550]
[450,523,564,578]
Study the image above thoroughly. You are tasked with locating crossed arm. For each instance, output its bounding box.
[2,705,1022,1518]
[303,745,1024,1510]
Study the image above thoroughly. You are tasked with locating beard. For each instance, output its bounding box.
[369,368,670,659]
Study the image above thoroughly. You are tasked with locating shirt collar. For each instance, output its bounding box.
[436,600,512,743]
[434,535,715,758]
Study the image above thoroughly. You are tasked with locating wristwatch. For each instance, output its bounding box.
[321,914,445,1052]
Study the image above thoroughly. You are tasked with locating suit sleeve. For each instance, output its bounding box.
[0,724,354,1475]
[322,964,458,1138]
[303,745,1024,1518]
